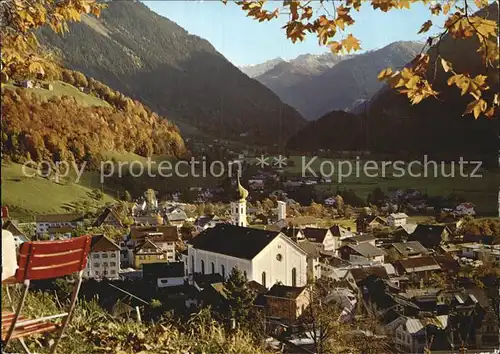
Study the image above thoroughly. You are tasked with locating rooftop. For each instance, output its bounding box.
[265,284,307,299]
[189,224,282,260]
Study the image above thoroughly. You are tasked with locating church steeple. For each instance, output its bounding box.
[237,176,249,202]
[231,176,248,227]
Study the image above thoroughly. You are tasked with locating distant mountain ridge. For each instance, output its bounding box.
[239,58,285,78]
[37,1,306,146]
[287,4,498,165]
[250,41,423,120]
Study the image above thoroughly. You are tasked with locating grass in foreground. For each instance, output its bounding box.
[1,289,272,354]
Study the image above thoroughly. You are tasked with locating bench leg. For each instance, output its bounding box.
[49,271,83,354]
[3,280,30,349]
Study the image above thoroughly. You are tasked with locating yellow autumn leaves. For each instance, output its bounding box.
[1,0,105,82]
[230,0,499,120]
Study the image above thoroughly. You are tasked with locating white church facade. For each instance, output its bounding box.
[186,224,308,288]
[186,180,307,288]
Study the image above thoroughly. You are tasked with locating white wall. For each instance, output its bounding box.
[187,247,252,280]
[157,277,184,288]
[323,231,339,253]
[252,234,307,288]
[85,250,120,279]
[36,221,79,235]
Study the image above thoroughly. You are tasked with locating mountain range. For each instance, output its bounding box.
[240,41,423,120]
[37,1,306,146]
[287,3,499,164]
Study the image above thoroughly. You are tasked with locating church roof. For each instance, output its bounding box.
[188,224,280,260]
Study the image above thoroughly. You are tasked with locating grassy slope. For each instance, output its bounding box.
[2,81,111,107]
[1,81,114,219]
[1,163,115,220]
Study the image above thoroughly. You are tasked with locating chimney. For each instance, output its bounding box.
[277,201,286,221]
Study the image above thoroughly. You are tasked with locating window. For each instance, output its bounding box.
[201,260,205,274]
[292,268,297,287]
[94,263,100,268]
[221,265,225,279]
[211,262,215,274]
[102,253,108,259]
[111,270,116,275]
[244,271,247,279]
[95,271,99,275]
[111,253,116,258]
[191,256,195,273]
[276,254,282,261]
[262,272,266,287]
[103,270,108,275]
[103,262,108,267]
[110,262,116,267]
[93,254,100,259]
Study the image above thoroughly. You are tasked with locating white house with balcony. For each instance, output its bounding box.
[85,234,121,279]
[186,224,307,288]
[388,213,408,227]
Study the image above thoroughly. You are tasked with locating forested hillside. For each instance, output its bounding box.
[1,69,186,165]
[37,1,306,145]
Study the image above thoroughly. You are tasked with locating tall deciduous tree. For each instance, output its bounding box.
[229,0,499,119]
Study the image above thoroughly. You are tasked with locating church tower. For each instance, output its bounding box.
[231,177,248,227]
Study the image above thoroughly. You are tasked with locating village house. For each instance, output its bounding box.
[85,234,121,280]
[134,239,169,268]
[355,215,387,233]
[329,224,354,239]
[409,224,451,249]
[281,227,305,242]
[338,243,386,264]
[194,214,225,233]
[395,256,441,280]
[142,262,186,288]
[93,207,124,228]
[387,213,409,227]
[264,284,310,325]
[386,315,449,353]
[165,206,188,227]
[130,225,179,267]
[388,241,430,259]
[341,234,376,247]
[35,213,84,238]
[296,240,322,280]
[187,224,308,288]
[302,227,339,254]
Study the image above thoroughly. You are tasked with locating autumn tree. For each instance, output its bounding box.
[0,0,105,81]
[230,0,499,119]
[299,282,351,354]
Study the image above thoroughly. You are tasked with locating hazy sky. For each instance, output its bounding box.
[144,1,449,66]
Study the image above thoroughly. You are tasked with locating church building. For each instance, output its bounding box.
[186,180,307,288]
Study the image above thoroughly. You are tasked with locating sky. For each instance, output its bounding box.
[143,1,449,67]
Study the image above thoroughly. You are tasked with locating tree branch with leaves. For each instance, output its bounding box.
[0,0,105,81]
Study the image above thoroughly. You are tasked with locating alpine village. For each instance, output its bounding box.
[1,1,499,354]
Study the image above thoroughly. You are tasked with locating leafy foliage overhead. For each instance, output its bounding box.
[230,0,499,119]
[0,0,105,81]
